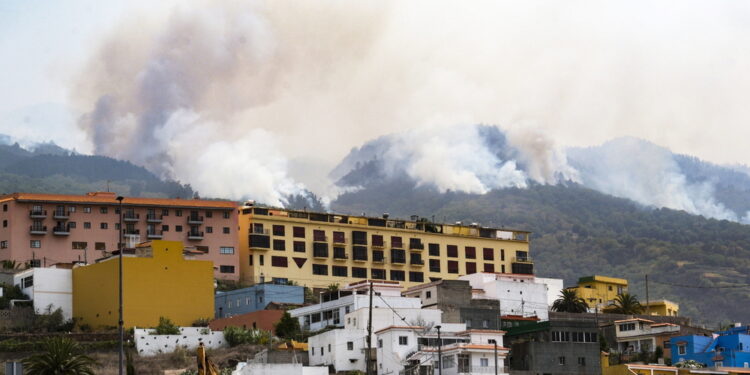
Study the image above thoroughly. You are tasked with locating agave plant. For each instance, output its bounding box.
[22,336,97,375]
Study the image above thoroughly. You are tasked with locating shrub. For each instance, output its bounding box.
[192,318,210,327]
[223,326,274,347]
[152,317,181,335]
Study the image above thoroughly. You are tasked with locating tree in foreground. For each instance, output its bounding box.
[608,293,644,315]
[22,336,97,375]
[551,289,589,313]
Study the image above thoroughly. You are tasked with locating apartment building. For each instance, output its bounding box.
[570,275,628,309]
[0,192,239,280]
[238,204,532,289]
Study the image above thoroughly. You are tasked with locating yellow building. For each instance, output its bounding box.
[644,299,680,317]
[72,240,214,328]
[572,275,629,308]
[238,205,533,289]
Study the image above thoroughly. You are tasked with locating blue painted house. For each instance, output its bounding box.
[215,283,304,318]
[670,326,750,368]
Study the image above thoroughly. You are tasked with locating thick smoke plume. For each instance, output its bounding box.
[74,1,750,210]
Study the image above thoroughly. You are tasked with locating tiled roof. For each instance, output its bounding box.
[0,192,237,209]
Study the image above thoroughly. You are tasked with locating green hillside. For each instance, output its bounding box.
[332,181,750,326]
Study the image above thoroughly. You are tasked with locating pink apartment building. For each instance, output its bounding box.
[0,192,240,280]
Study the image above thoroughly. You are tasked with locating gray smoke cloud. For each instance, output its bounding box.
[73,1,750,208]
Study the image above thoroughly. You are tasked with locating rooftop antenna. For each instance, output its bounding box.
[106,180,111,192]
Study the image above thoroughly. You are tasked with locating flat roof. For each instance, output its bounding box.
[0,192,237,209]
[578,275,628,285]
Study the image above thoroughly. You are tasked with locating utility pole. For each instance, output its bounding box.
[645,274,650,316]
[366,280,374,375]
[116,196,124,375]
[489,339,498,375]
[436,325,443,375]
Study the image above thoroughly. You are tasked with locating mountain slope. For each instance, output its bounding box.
[332,180,750,325]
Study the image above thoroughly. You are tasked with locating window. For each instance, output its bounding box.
[293,241,305,252]
[465,262,476,274]
[249,255,253,265]
[352,231,367,245]
[332,266,348,277]
[100,222,108,229]
[176,225,183,232]
[219,265,235,273]
[196,246,209,253]
[678,344,686,355]
[259,255,264,266]
[480,358,489,367]
[353,246,367,261]
[578,357,586,366]
[100,207,108,214]
[558,356,566,365]
[447,245,458,257]
[83,206,91,213]
[390,236,403,248]
[409,272,424,282]
[448,261,459,274]
[22,276,33,288]
[272,256,288,267]
[428,243,439,256]
[2,220,6,228]
[500,249,505,261]
[391,249,406,263]
[69,222,76,228]
[399,336,408,345]
[175,209,182,217]
[333,231,345,243]
[2,204,6,211]
[501,264,506,273]
[206,227,213,233]
[273,240,286,251]
[162,225,169,232]
[371,268,386,280]
[115,223,121,230]
[83,222,91,229]
[378,339,383,348]
[30,240,41,248]
[72,242,87,250]
[484,263,495,273]
[0,241,8,249]
[223,227,230,234]
[425,291,432,299]
[220,247,235,254]
[223,211,230,219]
[347,342,354,351]
[483,248,494,260]
[443,355,455,369]
[293,226,305,238]
[618,323,636,332]
[390,270,405,281]
[312,264,328,275]
[465,246,476,259]
[273,225,285,236]
[311,347,315,355]
[429,259,441,272]
[352,267,367,278]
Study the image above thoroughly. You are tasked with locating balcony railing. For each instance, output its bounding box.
[313,236,328,242]
[373,256,387,263]
[391,257,406,264]
[409,242,425,250]
[512,256,533,263]
[123,229,140,235]
[333,253,348,260]
[29,225,47,235]
[53,210,69,219]
[187,215,204,224]
[146,214,163,223]
[371,242,387,249]
[123,213,140,222]
[52,225,70,235]
[410,259,424,266]
[352,254,368,262]
[250,228,270,235]
[313,249,329,258]
[332,237,348,244]
[29,210,47,218]
[457,366,509,374]
[147,230,163,239]
[188,231,204,240]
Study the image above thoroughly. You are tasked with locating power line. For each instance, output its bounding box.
[650,279,750,289]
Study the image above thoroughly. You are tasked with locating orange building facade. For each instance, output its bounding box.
[0,192,240,280]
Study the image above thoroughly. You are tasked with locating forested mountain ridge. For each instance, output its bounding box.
[332,180,750,326]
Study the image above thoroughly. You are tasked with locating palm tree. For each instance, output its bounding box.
[608,293,643,315]
[551,289,589,313]
[22,336,97,375]
[1,259,22,270]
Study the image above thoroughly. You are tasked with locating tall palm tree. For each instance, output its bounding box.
[608,293,643,315]
[22,336,97,375]
[551,289,589,313]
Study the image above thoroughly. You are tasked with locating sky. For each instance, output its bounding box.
[2,0,750,203]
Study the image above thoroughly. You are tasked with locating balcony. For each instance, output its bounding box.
[52,225,70,236]
[371,241,387,249]
[512,256,533,263]
[187,215,204,224]
[372,255,387,264]
[313,250,328,259]
[409,242,425,250]
[123,229,140,236]
[391,257,406,265]
[332,237,348,245]
[249,234,270,249]
[188,231,204,240]
[29,225,47,235]
[250,228,270,235]
[313,236,328,243]
[333,252,348,261]
[352,252,368,262]
[410,259,424,266]
[53,210,69,220]
[457,366,510,374]
[29,210,47,219]
[147,230,163,239]
[146,214,163,223]
[123,213,140,222]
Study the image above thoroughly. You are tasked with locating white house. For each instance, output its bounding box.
[377,326,509,375]
[290,280,421,331]
[13,267,72,319]
[308,306,443,373]
[613,318,680,354]
[459,273,563,321]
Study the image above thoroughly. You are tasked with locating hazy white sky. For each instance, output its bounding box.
[1,0,750,171]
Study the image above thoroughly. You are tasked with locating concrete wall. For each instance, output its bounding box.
[14,267,72,319]
[134,327,226,356]
[510,341,600,375]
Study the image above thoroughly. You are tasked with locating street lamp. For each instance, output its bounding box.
[116,195,124,375]
[488,339,498,375]
[435,325,442,375]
